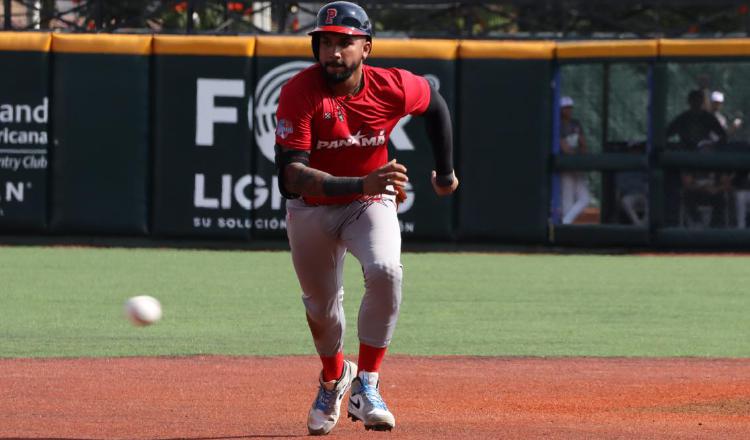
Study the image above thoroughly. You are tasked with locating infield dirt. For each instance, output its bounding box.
[1,356,749,439]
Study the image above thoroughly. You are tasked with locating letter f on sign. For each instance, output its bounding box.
[195,79,245,146]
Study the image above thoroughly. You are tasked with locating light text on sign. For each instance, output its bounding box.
[0,181,30,203]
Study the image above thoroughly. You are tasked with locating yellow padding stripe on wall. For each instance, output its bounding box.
[256,36,311,57]
[0,32,51,52]
[19,34,750,59]
[52,34,152,55]
[659,38,750,57]
[459,40,555,59]
[373,39,457,59]
[557,40,658,58]
[153,35,255,56]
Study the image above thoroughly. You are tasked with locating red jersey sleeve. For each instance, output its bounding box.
[395,68,431,116]
[275,80,314,151]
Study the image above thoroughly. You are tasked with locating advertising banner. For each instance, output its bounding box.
[50,34,151,234]
[0,33,51,231]
[152,36,255,239]
[253,37,458,240]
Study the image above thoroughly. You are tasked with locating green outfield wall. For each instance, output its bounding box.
[1,33,750,248]
[457,41,554,242]
[0,33,50,231]
[49,34,151,234]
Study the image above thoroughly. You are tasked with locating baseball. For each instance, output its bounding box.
[124,295,162,326]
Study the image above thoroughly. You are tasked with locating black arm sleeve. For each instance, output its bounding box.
[322,176,364,196]
[422,85,454,179]
[274,144,310,199]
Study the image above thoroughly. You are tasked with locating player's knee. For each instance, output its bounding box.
[301,288,344,322]
[304,303,332,323]
[364,261,402,287]
[363,262,403,313]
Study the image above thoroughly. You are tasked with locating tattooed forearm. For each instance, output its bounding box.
[284,163,364,197]
[285,163,325,195]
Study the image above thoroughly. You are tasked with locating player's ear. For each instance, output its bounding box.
[362,39,372,60]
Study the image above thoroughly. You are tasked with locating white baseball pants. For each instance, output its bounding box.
[561,172,591,224]
[285,196,403,357]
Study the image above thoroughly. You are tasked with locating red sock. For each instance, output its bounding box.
[320,352,344,382]
[358,343,387,373]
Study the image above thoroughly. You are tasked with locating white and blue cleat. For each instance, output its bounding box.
[307,359,357,436]
[347,371,396,431]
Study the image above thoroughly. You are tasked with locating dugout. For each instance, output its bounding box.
[550,38,750,248]
[653,39,750,247]
[550,40,656,246]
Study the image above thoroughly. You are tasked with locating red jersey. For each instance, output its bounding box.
[275,63,431,205]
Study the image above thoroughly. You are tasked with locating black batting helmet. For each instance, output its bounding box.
[310,2,372,61]
[309,1,373,38]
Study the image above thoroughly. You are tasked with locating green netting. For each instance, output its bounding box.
[560,62,650,153]
[609,63,650,144]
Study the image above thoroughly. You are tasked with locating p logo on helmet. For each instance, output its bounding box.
[325,8,338,24]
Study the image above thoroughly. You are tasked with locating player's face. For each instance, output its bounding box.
[318,33,370,83]
[561,106,573,119]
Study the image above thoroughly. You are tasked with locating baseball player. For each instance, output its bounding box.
[274,1,458,435]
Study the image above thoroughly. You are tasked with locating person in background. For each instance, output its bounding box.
[680,171,733,228]
[706,90,749,227]
[709,91,742,140]
[559,96,591,224]
[617,171,648,226]
[735,180,750,228]
[666,91,731,227]
[667,90,726,150]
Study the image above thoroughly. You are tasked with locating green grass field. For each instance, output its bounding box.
[1,246,749,358]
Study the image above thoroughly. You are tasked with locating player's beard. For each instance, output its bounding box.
[323,58,361,83]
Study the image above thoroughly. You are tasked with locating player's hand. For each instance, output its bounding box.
[395,185,408,206]
[363,159,408,196]
[431,170,459,196]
